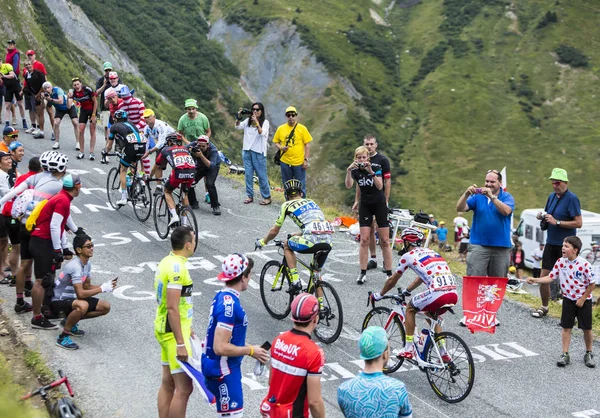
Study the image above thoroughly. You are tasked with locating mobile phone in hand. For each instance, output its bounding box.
[261,341,272,351]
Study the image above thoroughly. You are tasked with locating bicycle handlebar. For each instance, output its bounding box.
[21,370,75,400]
[367,288,409,308]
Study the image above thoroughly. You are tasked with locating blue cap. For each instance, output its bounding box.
[117,85,131,98]
[359,326,389,360]
[3,126,18,136]
[62,173,82,189]
[9,141,23,151]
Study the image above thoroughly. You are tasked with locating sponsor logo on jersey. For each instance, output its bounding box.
[219,383,230,411]
[357,177,374,187]
[275,339,301,357]
[223,295,234,317]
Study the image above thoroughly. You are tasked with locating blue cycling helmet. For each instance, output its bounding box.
[117,85,131,98]
[114,110,128,121]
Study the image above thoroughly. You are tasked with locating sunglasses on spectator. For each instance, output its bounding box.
[82,243,94,249]
[252,108,261,111]
[71,77,80,82]
[487,169,499,174]
[286,113,297,117]
[551,181,563,185]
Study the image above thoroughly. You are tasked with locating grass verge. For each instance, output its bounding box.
[0,352,45,418]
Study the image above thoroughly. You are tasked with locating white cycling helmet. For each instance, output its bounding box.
[47,152,69,173]
[400,227,425,246]
[40,150,58,171]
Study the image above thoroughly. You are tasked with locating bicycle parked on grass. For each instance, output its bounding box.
[153,183,198,251]
[388,209,437,252]
[363,289,475,403]
[257,239,343,344]
[21,370,82,417]
[105,151,153,222]
[580,241,599,264]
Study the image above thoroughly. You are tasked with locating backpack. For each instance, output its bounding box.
[413,211,429,224]
[11,188,36,219]
[25,199,48,232]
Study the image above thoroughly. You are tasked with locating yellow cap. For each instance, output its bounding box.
[285,106,297,114]
[142,109,155,118]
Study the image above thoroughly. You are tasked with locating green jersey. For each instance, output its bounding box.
[154,252,193,334]
[177,112,210,142]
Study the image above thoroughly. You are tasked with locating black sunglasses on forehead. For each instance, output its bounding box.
[486,169,502,181]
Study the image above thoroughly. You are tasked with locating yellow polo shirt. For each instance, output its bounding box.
[273,123,313,166]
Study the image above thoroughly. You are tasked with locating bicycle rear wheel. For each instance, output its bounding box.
[424,331,475,403]
[179,206,199,251]
[580,249,596,264]
[362,307,406,373]
[153,194,170,239]
[131,178,152,222]
[313,281,343,344]
[259,260,293,320]
[106,167,122,210]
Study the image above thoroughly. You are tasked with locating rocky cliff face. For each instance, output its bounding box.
[209,20,332,128]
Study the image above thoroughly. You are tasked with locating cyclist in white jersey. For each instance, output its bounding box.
[371,227,458,360]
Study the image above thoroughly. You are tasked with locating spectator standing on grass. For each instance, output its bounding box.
[429,214,439,244]
[337,326,412,418]
[527,236,595,368]
[532,243,544,279]
[456,169,514,326]
[273,106,312,197]
[458,224,470,263]
[436,221,448,250]
[235,102,271,206]
[532,168,582,319]
[453,212,468,250]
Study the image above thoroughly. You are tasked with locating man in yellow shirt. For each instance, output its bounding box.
[273,106,313,197]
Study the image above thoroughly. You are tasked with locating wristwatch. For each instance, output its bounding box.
[556,220,561,226]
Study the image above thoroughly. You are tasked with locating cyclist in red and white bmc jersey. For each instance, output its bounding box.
[260,293,325,418]
[371,227,458,360]
[152,133,195,226]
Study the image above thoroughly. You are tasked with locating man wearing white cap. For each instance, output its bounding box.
[202,253,269,417]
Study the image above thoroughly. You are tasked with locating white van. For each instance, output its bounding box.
[515,209,600,268]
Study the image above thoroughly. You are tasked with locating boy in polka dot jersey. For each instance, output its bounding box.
[527,236,596,368]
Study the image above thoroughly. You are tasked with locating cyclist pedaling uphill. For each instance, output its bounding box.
[256,179,333,292]
[101,110,147,206]
[370,227,459,361]
[150,133,196,226]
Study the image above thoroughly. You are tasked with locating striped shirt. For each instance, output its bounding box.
[117,97,146,131]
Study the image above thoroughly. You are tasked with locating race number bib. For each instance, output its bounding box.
[431,273,456,291]
[306,220,334,235]
[173,154,195,169]
[125,133,139,144]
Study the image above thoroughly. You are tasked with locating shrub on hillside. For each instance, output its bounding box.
[536,11,558,29]
[346,30,397,71]
[412,42,448,85]
[555,45,588,68]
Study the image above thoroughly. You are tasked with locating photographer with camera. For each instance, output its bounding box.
[235,103,271,205]
[456,169,514,326]
[531,168,582,319]
[345,146,392,285]
[41,81,78,150]
[187,135,221,216]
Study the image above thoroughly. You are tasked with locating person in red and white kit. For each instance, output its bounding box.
[260,293,326,418]
[371,227,459,361]
[69,77,98,160]
[151,133,195,227]
[29,173,83,330]
[116,85,151,175]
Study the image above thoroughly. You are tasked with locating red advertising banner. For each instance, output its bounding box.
[462,276,508,334]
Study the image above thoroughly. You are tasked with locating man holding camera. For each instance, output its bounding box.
[532,168,582,318]
[187,135,221,215]
[456,170,514,325]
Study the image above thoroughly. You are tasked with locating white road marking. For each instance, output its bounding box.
[130,231,151,243]
[85,202,115,212]
[93,168,106,174]
[572,410,600,417]
[81,187,106,195]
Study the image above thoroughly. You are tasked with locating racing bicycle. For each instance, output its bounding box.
[153,183,198,251]
[257,239,343,344]
[105,152,153,222]
[363,289,475,403]
[21,370,82,417]
[580,241,599,264]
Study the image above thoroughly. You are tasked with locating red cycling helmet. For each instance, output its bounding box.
[291,293,319,323]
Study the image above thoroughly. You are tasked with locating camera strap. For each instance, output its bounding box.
[547,194,560,216]
[285,123,298,147]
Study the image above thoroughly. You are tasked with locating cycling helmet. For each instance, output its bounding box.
[117,85,131,98]
[47,152,69,173]
[400,227,424,246]
[114,110,128,122]
[283,179,303,199]
[165,132,183,146]
[40,150,58,171]
[290,293,319,323]
[50,397,83,418]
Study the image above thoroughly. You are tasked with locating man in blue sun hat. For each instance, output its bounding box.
[337,326,413,418]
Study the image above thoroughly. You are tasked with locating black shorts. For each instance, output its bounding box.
[78,108,94,124]
[19,223,32,260]
[358,201,389,228]
[0,215,7,239]
[29,235,55,280]
[560,297,593,330]
[24,94,36,111]
[119,143,146,167]
[3,216,20,244]
[50,297,99,317]
[3,84,22,102]
[54,106,78,121]
[459,242,468,254]
[532,268,541,278]
[542,244,563,271]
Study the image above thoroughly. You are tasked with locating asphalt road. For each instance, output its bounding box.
[1,122,599,418]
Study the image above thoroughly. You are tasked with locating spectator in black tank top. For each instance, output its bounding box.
[345,146,393,285]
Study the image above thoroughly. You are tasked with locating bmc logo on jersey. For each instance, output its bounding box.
[275,339,301,357]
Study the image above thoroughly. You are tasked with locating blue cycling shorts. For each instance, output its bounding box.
[205,367,244,416]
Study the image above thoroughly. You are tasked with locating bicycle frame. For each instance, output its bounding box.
[21,370,75,401]
[389,213,437,249]
[269,242,320,293]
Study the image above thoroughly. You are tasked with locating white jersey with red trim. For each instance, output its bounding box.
[396,247,457,291]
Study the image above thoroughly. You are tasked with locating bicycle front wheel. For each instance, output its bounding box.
[179,206,199,251]
[580,249,596,264]
[106,167,122,210]
[362,307,406,373]
[424,331,475,403]
[259,260,292,320]
[313,281,343,344]
[132,178,152,222]
[153,194,170,239]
